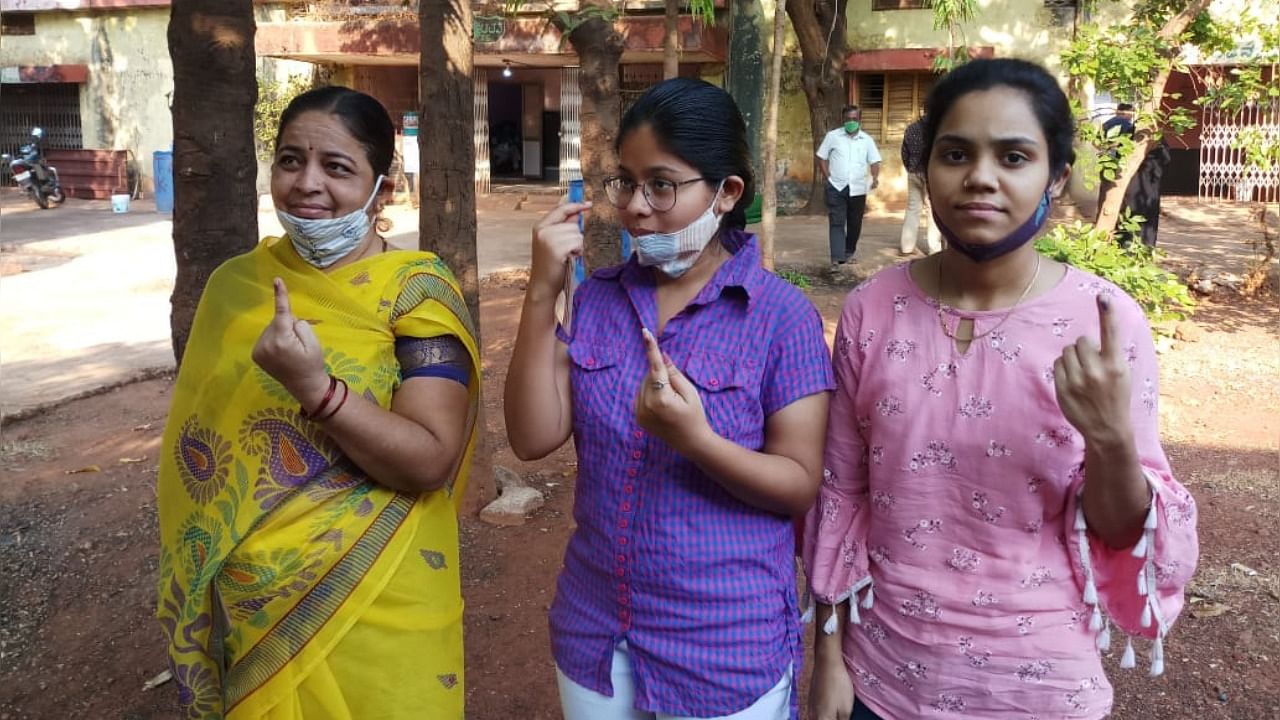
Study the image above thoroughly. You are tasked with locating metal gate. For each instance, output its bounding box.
[559,67,581,186]
[474,69,490,195]
[1,82,83,181]
[1199,99,1280,204]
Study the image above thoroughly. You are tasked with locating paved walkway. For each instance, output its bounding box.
[0,187,1267,420]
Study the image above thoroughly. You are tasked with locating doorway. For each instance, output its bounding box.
[487,81,523,178]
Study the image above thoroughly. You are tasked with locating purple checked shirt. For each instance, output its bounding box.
[551,231,834,717]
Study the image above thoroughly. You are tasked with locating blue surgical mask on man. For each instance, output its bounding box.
[277,175,384,268]
[633,182,725,278]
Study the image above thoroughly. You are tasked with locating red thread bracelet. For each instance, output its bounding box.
[315,377,350,422]
[301,375,338,420]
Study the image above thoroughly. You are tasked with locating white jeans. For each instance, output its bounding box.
[556,643,792,720]
[899,172,943,255]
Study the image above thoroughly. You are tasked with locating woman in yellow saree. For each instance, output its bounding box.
[157,87,479,719]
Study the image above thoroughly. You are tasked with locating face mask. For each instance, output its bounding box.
[844,121,860,134]
[633,183,724,278]
[932,185,1053,263]
[277,175,384,268]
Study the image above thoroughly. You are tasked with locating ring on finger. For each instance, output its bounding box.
[651,380,667,390]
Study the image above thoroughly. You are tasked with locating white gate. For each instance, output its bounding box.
[1199,99,1280,204]
[559,67,582,186]
[474,70,491,195]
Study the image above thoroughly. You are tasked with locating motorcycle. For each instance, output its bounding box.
[3,127,65,209]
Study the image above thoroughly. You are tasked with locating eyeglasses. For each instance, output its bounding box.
[603,175,707,212]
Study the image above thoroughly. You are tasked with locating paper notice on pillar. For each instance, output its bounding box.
[402,135,419,174]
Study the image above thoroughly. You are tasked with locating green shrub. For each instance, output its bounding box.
[255,75,314,162]
[776,267,812,289]
[1035,220,1195,333]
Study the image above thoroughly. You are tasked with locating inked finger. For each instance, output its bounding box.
[273,278,293,318]
[1096,292,1121,361]
[641,328,668,382]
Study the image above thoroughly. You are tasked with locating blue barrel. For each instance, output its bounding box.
[153,150,174,214]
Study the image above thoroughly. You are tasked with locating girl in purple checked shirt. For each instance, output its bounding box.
[804,59,1199,720]
[504,78,834,720]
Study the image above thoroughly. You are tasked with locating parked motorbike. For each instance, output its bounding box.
[3,127,65,209]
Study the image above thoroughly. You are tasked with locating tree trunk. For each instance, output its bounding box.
[760,0,788,269]
[420,0,480,328]
[1095,0,1212,235]
[786,0,848,215]
[664,0,680,80]
[564,11,626,270]
[167,0,258,363]
[421,0,493,515]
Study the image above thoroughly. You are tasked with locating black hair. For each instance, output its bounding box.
[617,78,755,230]
[923,58,1076,178]
[843,105,860,115]
[1116,102,1135,112]
[274,86,396,179]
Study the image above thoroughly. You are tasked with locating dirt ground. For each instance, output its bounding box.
[2,252,1278,718]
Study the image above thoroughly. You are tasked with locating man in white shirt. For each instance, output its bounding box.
[816,105,881,265]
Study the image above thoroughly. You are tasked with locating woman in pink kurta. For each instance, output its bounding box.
[804,59,1199,719]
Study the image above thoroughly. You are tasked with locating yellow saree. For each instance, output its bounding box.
[157,237,479,719]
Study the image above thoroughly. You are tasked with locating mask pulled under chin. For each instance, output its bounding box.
[277,175,385,268]
[633,183,725,278]
[931,186,1053,263]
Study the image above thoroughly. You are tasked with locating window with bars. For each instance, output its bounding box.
[1,12,36,35]
[854,72,934,147]
[872,0,930,10]
[619,64,701,114]
[1,83,84,157]
[1044,0,1077,25]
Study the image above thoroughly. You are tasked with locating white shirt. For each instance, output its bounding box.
[816,128,881,196]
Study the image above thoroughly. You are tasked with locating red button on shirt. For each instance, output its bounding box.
[623,485,634,494]
[631,450,642,460]
[627,468,638,477]
[633,430,643,439]
[616,554,626,564]
[621,502,632,512]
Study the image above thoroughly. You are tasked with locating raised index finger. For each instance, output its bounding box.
[273,277,293,318]
[1096,292,1119,359]
[641,328,668,382]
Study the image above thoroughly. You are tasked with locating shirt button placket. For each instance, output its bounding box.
[616,429,643,632]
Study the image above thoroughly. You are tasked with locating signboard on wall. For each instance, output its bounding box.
[473,15,506,44]
[402,111,419,175]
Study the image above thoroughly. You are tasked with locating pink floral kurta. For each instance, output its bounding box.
[803,263,1199,719]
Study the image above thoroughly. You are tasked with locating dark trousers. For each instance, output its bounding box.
[851,697,885,719]
[826,185,867,262]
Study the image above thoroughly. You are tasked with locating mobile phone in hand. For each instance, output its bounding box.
[562,180,587,335]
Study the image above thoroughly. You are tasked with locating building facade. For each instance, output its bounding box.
[256,1,730,195]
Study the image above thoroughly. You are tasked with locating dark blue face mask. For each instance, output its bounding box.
[931,187,1053,263]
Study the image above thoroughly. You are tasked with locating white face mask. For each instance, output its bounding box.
[633,183,724,278]
[277,175,384,268]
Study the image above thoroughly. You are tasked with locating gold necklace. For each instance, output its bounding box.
[936,253,1042,342]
